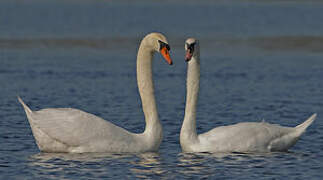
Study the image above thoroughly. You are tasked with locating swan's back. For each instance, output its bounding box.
[198,122,290,152]
[20,99,143,152]
[31,108,133,145]
[197,114,316,153]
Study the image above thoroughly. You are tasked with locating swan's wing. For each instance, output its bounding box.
[29,108,132,147]
[199,122,294,152]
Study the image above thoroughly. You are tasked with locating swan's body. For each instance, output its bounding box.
[180,38,316,153]
[19,33,173,153]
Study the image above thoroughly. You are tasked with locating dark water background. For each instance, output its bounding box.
[0,0,323,179]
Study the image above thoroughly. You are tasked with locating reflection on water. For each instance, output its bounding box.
[29,152,134,163]
[130,153,166,179]
[176,151,316,179]
[28,152,166,179]
[28,152,134,179]
[8,150,317,179]
[177,153,211,178]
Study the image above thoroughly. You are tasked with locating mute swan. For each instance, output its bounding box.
[180,38,316,153]
[18,32,173,153]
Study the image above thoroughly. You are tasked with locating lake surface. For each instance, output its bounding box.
[0,0,323,179]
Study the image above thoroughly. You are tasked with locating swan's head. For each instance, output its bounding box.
[142,32,173,65]
[185,38,199,62]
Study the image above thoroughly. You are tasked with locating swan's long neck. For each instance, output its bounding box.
[137,42,162,145]
[181,56,200,145]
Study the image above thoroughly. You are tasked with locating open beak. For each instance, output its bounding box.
[185,49,193,62]
[160,46,173,65]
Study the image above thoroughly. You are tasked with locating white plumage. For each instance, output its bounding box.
[180,38,316,153]
[19,32,173,153]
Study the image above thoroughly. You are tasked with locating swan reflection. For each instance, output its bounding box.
[129,152,166,179]
[28,152,135,178]
[177,152,211,177]
[177,151,298,178]
[28,152,165,179]
[30,152,133,162]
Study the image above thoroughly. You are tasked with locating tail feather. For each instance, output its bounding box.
[18,96,32,114]
[295,113,316,134]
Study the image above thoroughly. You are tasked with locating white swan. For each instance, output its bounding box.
[18,32,173,153]
[180,38,317,153]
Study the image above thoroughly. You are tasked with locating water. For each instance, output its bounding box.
[1,0,323,179]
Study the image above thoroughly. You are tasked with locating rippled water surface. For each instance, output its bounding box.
[1,0,323,179]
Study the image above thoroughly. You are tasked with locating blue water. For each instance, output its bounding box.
[1,0,323,179]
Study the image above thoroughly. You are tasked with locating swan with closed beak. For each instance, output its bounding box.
[18,32,173,153]
[180,38,316,153]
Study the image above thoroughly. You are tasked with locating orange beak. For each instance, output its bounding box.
[160,46,173,65]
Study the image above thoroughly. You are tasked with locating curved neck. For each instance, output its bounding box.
[181,56,200,144]
[137,42,162,142]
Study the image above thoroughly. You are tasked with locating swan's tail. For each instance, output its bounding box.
[295,113,317,134]
[18,96,33,114]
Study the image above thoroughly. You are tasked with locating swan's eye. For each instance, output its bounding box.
[165,44,170,51]
[158,40,170,51]
[187,42,196,53]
